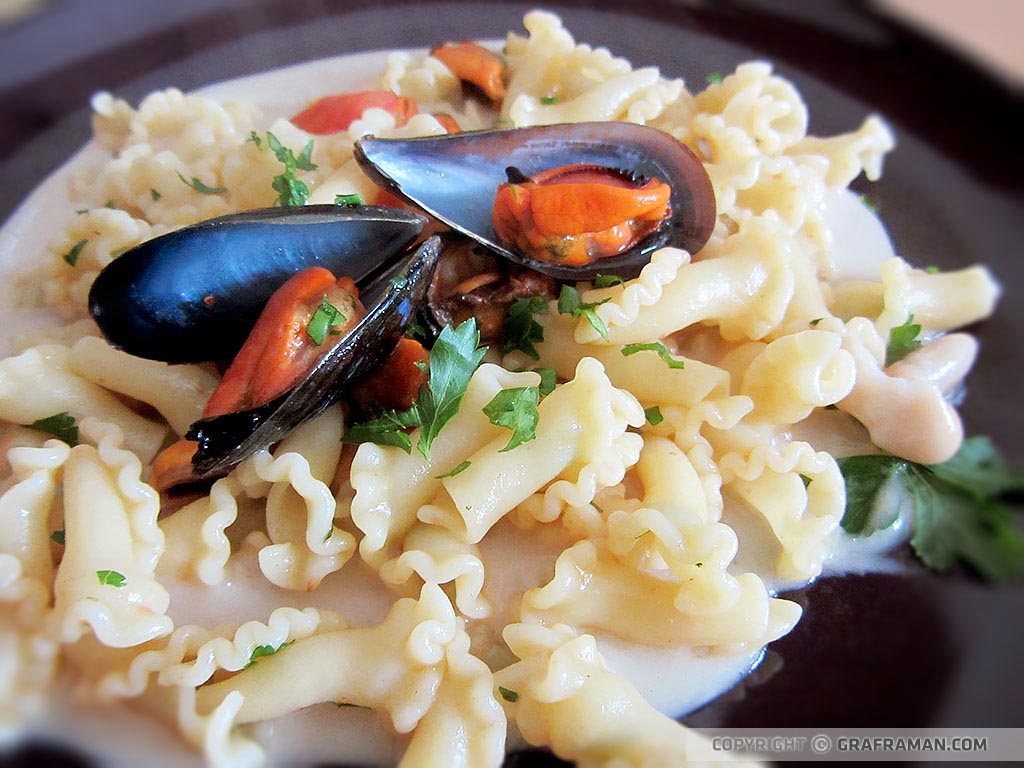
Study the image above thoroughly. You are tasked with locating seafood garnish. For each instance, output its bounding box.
[354,121,715,280]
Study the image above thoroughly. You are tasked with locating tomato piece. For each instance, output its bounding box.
[291,91,419,134]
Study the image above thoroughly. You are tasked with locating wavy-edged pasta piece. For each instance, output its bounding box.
[0,344,167,463]
[400,628,506,768]
[69,336,218,436]
[245,407,354,591]
[159,475,243,585]
[788,114,895,187]
[177,687,265,768]
[382,51,461,106]
[195,584,457,735]
[419,358,644,542]
[52,421,172,647]
[739,330,856,423]
[875,257,1001,335]
[496,623,762,767]
[351,364,538,566]
[0,622,60,738]
[719,439,845,581]
[380,521,491,619]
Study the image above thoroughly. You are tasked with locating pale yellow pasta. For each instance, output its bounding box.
[0,345,167,463]
[382,51,461,106]
[158,475,243,585]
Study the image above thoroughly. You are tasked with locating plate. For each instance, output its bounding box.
[0,2,1021,765]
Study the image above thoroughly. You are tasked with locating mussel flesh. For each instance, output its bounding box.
[186,236,441,476]
[88,205,426,363]
[354,122,715,280]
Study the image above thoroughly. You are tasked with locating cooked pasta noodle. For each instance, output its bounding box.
[0,9,1003,768]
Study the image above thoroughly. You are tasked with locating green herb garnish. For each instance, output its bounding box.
[248,130,263,148]
[540,95,560,105]
[26,412,79,445]
[706,72,723,85]
[503,296,548,359]
[621,341,685,370]
[483,386,540,452]
[176,171,226,195]
[245,640,295,669]
[51,530,65,545]
[924,265,940,274]
[557,285,610,341]
[838,437,1024,582]
[96,570,126,588]
[858,194,877,213]
[334,193,363,207]
[498,686,520,703]
[306,295,346,345]
[63,240,87,267]
[435,460,472,479]
[534,367,557,396]
[266,131,317,207]
[644,406,664,426]
[150,188,161,201]
[885,314,923,367]
[593,274,625,289]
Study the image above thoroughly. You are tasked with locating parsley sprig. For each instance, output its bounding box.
[503,296,548,359]
[25,412,79,445]
[344,319,487,459]
[483,386,540,452]
[885,314,923,367]
[177,171,226,195]
[838,437,1024,582]
[557,285,610,341]
[621,341,685,370]
[263,131,317,207]
[245,640,294,669]
[306,295,346,345]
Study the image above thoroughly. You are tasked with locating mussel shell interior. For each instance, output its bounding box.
[355,122,716,281]
[88,205,426,363]
[187,236,442,477]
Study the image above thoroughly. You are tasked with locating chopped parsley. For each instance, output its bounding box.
[706,72,723,85]
[498,686,520,703]
[557,285,610,341]
[96,570,126,588]
[306,295,346,345]
[539,95,560,105]
[344,319,487,459]
[150,188,161,201]
[483,386,540,452]
[924,265,940,274]
[858,194,877,213]
[247,130,263,148]
[176,171,226,195]
[593,274,625,289]
[534,367,557,396]
[63,239,87,267]
[885,313,923,367]
[810,318,823,326]
[800,474,813,488]
[266,131,317,207]
[435,460,472,479]
[25,412,79,445]
[644,406,664,426]
[51,530,65,545]
[405,323,428,342]
[502,296,548,359]
[621,341,685,370]
[334,193,363,207]
[245,640,294,669]
[838,437,1024,582]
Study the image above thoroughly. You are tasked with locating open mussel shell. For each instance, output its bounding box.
[187,236,442,477]
[88,205,427,363]
[354,122,716,281]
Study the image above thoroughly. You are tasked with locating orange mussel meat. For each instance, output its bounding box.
[492,165,672,267]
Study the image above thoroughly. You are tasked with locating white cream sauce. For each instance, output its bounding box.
[0,51,909,767]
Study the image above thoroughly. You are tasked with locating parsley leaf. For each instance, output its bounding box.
[96,569,126,587]
[306,295,346,345]
[706,72,723,85]
[838,439,1024,582]
[248,130,262,148]
[63,240,87,267]
[435,460,472,479]
[150,188,161,201]
[534,367,557,396]
[621,342,685,370]
[245,640,294,669]
[176,171,226,195]
[644,406,664,426]
[539,95,560,105]
[414,320,487,459]
[51,530,65,545]
[343,319,486,460]
[25,412,79,445]
[502,296,548,359]
[557,285,610,341]
[483,387,540,452]
[924,265,940,274]
[266,132,317,207]
[334,193,363,207]
[405,323,428,342]
[498,686,520,703]
[885,314,923,367]
[593,274,625,289]
[858,194,877,213]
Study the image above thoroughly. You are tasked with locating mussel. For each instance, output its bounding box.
[88,205,426,364]
[354,122,716,280]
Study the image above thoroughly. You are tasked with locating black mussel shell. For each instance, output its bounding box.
[88,205,427,363]
[187,236,442,477]
[354,122,716,281]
